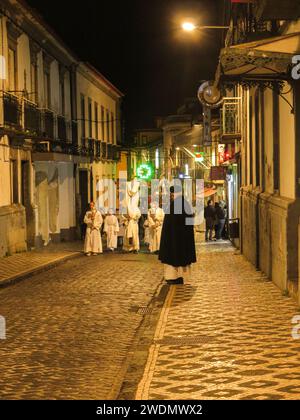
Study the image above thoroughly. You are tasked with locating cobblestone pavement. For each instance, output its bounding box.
[0,242,83,287]
[135,242,300,400]
[0,251,163,399]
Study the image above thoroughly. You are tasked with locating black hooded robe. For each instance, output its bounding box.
[158,196,197,267]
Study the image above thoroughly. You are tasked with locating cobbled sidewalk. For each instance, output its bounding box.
[135,241,300,400]
[0,251,163,399]
[0,242,83,287]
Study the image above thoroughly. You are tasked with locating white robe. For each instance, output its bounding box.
[126,179,140,215]
[148,208,164,253]
[104,214,119,249]
[84,210,103,254]
[123,208,141,251]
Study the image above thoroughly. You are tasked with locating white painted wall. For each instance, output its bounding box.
[76,70,117,144]
[17,33,31,93]
[0,137,11,206]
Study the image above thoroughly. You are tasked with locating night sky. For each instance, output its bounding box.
[26,0,225,139]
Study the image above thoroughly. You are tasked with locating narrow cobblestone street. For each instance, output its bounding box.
[1,242,300,400]
[0,251,163,399]
[131,242,300,400]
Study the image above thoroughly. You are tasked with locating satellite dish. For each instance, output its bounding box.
[197,80,223,109]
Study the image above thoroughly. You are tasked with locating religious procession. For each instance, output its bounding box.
[83,175,197,285]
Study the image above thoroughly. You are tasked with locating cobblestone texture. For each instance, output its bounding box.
[0,252,163,399]
[0,242,83,286]
[135,241,300,400]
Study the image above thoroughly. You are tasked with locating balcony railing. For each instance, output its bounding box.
[71,120,78,145]
[221,97,242,141]
[40,109,55,140]
[2,92,22,128]
[24,99,41,135]
[88,138,95,157]
[101,141,107,160]
[57,115,68,141]
[107,143,113,160]
[95,140,101,158]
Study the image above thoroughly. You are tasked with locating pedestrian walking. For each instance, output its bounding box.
[104,208,119,251]
[204,199,216,241]
[159,187,196,284]
[83,201,103,256]
[215,202,225,240]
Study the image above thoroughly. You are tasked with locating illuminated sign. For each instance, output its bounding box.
[137,163,153,180]
[195,152,205,162]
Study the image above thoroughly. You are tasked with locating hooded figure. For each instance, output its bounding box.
[84,201,103,256]
[122,207,141,253]
[159,187,196,284]
[104,208,119,251]
[148,202,164,253]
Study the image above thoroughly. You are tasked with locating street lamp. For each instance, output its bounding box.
[181,21,230,31]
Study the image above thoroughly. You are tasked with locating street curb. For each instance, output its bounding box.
[0,252,83,289]
[115,279,170,400]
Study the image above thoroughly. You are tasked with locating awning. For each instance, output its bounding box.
[220,32,300,78]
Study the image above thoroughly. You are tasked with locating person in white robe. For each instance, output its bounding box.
[104,209,119,251]
[148,202,165,253]
[126,175,140,215]
[122,207,141,253]
[84,201,103,256]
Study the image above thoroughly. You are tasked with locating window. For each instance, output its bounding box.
[8,48,16,91]
[106,110,110,143]
[95,103,99,139]
[30,63,38,103]
[111,112,114,144]
[88,98,92,138]
[81,95,86,139]
[59,77,65,116]
[44,71,51,109]
[101,106,105,140]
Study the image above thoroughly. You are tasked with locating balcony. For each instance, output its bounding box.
[113,146,121,161]
[101,141,107,160]
[107,143,113,160]
[88,138,95,157]
[57,115,69,142]
[95,140,101,159]
[24,99,41,135]
[71,120,78,145]
[80,138,88,156]
[2,92,22,129]
[40,109,55,140]
[221,97,242,143]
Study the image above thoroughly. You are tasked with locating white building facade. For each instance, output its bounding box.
[0,0,122,256]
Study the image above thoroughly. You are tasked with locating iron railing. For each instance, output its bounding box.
[221,97,242,138]
[2,92,22,128]
[24,99,41,135]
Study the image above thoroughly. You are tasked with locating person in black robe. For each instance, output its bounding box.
[159,187,196,284]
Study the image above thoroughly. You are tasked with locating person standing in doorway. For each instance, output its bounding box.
[159,187,196,285]
[84,201,103,256]
[204,199,216,241]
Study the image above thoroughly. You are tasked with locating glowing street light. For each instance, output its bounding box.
[182,22,196,32]
[181,21,230,31]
